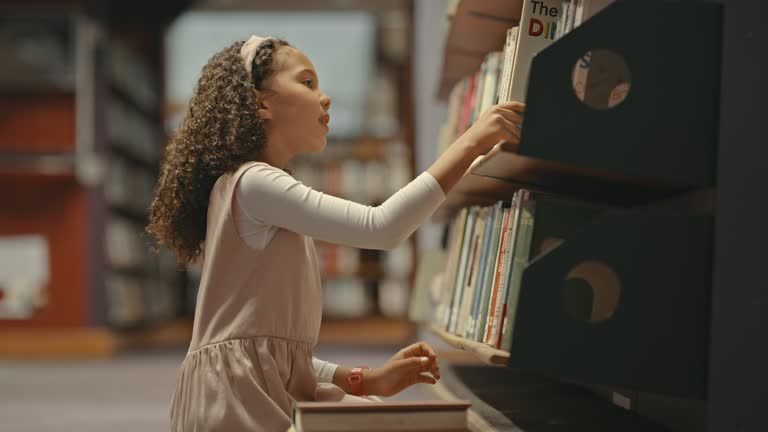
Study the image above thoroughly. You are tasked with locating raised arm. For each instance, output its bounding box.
[236,102,524,251]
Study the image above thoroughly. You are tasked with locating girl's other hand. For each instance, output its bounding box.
[364,341,441,397]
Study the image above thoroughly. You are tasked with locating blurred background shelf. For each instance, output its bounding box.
[0,319,192,359]
[318,317,415,346]
[0,152,76,177]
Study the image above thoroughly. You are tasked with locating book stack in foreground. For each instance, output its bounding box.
[290,400,471,432]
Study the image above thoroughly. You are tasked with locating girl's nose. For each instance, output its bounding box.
[320,93,331,111]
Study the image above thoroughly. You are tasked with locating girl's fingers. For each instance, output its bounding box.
[496,101,526,112]
[417,375,437,385]
[499,118,522,142]
[494,108,524,125]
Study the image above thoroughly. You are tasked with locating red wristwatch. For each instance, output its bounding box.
[347,366,370,396]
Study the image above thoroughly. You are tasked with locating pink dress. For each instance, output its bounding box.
[170,161,445,431]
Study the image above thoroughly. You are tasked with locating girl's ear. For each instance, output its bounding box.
[252,89,272,120]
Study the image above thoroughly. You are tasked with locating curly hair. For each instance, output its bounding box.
[147,38,291,263]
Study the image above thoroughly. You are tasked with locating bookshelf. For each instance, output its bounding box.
[429,324,509,366]
[418,0,752,430]
[0,2,193,358]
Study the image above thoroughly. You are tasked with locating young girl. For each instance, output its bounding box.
[148,35,524,431]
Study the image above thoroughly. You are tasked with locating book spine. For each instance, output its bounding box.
[483,201,514,344]
[456,209,485,336]
[438,208,468,328]
[467,204,496,339]
[473,201,505,341]
[500,196,536,351]
[489,193,524,346]
[448,207,477,333]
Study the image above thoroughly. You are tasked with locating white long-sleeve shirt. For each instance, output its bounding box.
[232,161,446,384]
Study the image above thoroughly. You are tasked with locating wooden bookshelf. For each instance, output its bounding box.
[432,169,519,223]
[428,324,509,366]
[424,0,737,430]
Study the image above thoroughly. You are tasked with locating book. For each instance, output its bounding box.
[465,204,497,339]
[456,206,488,337]
[471,201,506,341]
[292,400,471,432]
[448,206,478,333]
[507,0,563,103]
[499,190,536,351]
[488,192,524,347]
[438,208,469,327]
[483,199,515,345]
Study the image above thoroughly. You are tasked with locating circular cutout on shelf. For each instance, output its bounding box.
[562,260,621,322]
[572,50,631,109]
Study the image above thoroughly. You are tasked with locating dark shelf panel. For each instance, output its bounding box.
[520,1,721,189]
[511,205,712,398]
[440,363,667,431]
[472,143,684,207]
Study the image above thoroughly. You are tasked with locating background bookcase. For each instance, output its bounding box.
[0,1,194,358]
[419,0,768,430]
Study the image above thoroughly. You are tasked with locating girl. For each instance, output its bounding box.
[148,35,524,431]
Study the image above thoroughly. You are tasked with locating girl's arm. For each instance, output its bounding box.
[236,102,524,251]
[236,164,444,250]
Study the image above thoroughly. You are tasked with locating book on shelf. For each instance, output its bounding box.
[488,191,526,348]
[469,201,505,342]
[447,206,478,334]
[291,400,471,432]
[455,206,487,338]
[482,197,516,346]
[498,190,535,350]
[506,0,562,103]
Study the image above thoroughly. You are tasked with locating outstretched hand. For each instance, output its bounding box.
[365,341,441,397]
[461,101,525,155]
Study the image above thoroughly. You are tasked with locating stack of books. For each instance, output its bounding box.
[290,400,471,432]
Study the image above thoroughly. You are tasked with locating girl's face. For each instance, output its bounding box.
[258,47,332,158]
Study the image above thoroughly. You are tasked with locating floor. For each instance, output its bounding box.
[0,345,435,432]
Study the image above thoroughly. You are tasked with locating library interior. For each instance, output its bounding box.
[1,0,765,431]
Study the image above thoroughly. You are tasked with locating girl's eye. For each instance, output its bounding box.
[303,79,313,88]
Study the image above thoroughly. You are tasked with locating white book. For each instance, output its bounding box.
[508,0,563,103]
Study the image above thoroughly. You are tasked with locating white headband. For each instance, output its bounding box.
[240,35,274,76]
